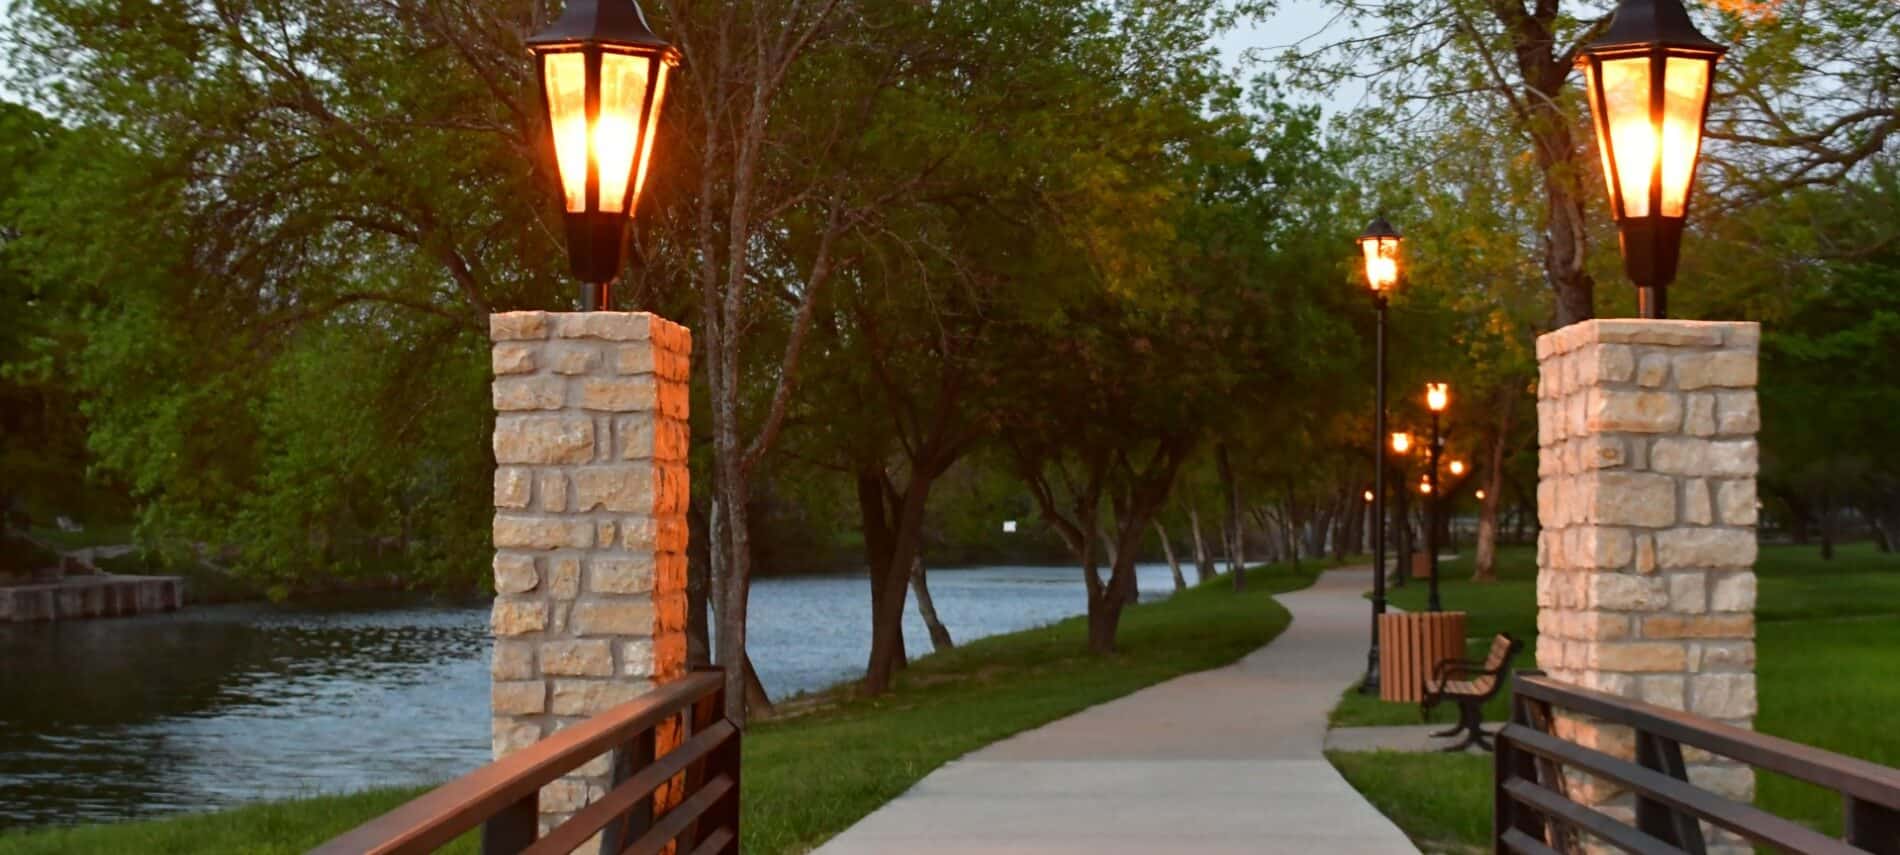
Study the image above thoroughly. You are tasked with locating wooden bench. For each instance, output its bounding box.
[1421,633,1521,752]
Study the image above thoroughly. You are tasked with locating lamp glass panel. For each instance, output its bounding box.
[1660,56,1711,217]
[1584,62,1619,210]
[596,52,652,214]
[542,52,589,213]
[631,62,670,209]
[1600,57,1654,218]
[1360,236,1398,291]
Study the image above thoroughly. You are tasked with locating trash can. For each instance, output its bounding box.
[1378,610,1468,703]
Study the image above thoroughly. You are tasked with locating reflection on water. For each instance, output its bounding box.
[0,563,1177,829]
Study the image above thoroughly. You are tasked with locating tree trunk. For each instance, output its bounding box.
[1473,394,1515,582]
[861,468,936,695]
[1155,519,1187,591]
[1217,443,1245,590]
[911,557,954,652]
[1187,506,1216,582]
[686,499,712,667]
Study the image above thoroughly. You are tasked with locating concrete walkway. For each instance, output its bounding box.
[815,568,1418,854]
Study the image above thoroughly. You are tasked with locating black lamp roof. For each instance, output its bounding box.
[526,0,673,51]
[1583,0,1726,56]
[1358,216,1401,242]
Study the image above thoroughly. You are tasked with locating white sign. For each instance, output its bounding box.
[1002,520,1018,533]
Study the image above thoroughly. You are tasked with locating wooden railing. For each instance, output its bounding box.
[314,669,739,855]
[1496,672,1900,855]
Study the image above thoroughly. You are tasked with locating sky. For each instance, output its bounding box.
[1214,0,1370,118]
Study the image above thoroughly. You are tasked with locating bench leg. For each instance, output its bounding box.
[1430,720,1465,738]
[1438,702,1482,752]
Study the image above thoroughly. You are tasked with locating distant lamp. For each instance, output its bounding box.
[527,0,680,310]
[1426,383,1450,413]
[1476,489,1488,501]
[1357,217,1403,293]
[1419,478,1433,495]
[1577,0,1725,318]
[1391,432,1413,455]
[1449,460,1466,477]
[1364,489,1376,503]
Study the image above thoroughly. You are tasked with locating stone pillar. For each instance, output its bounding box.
[1534,319,1759,846]
[488,311,691,832]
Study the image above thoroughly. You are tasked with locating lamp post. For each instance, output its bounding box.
[527,0,680,311]
[1425,383,1449,612]
[1576,0,1725,318]
[1389,431,1413,589]
[1357,216,1402,694]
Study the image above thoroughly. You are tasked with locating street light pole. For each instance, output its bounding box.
[1362,292,1388,694]
[1356,216,1401,695]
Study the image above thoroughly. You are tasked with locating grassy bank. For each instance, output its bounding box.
[0,561,1328,855]
[1327,542,1900,851]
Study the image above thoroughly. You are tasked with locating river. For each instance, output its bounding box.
[0,562,1182,830]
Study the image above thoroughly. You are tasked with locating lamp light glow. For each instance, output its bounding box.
[1357,217,1402,293]
[1426,383,1450,413]
[1391,432,1413,455]
[1449,460,1466,477]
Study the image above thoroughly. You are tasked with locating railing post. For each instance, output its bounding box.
[600,727,658,853]
[1847,796,1900,855]
[482,790,540,855]
[1635,729,1707,853]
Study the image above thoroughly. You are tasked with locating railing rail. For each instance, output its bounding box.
[1496,672,1900,855]
[313,668,738,855]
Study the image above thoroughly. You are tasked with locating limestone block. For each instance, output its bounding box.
[1675,351,1758,390]
[494,554,539,594]
[1571,526,1635,570]
[494,415,595,465]
[1651,439,1758,477]
[1690,673,1758,719]
[494,514,594,550]
[493,344,537,375]
[494,376,566,411]
[621,639,655,676]
[580,377,657,412]
[1591,472,1677,527]
[1709,572,1757,612]
[493,680,547,714]
[1717,480,1757,526]
[1667,572,1707,614]
[548,343,602,375]
[1593,320,1725,347]
[1715,390,1760,435]
[1656,529,1755,570]
[1589,642,1689,673]
[1639,675,1688,710]
[549,556,581,599]
[493,640,536,680]
[1588,574,1671,611]
[572,466,657,513]
[1635,534,1658,574]
[1582,436,1626,469]
[572,599,657,636]
[492,598,550,636]
[539,471,569,513]
[1685,394,1716,437]
[1591,390,1683,433]
[491,311,551,341]
[495,468,532,509]
[557,313,652,341]
[540,640,614,677]
[1636,353,1671,388]
[540,778,603,812]
[1693,641,1756,671]
[590,556,655,594]
[551,679,654,716]
[1683,479,1712,525]
[493,718,542,755]
[1645,614,1753,640]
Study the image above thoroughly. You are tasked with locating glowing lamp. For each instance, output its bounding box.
[1426,383,1450,413]
[1577,0,1725,317]
[1357,217,1402,293]
[527,0,680,310]
[1419,478,1432,495]
[1364,489,1376,503]
[1449,460,1466,477]
[1391,432,1413,455]
[1476,489,1488,501]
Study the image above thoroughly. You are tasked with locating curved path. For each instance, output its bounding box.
[815,567,1419,854]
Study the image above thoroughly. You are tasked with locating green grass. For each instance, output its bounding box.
[1328,751,1493,854]
[1326,541,1900,849]
[0,562,1321,855]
